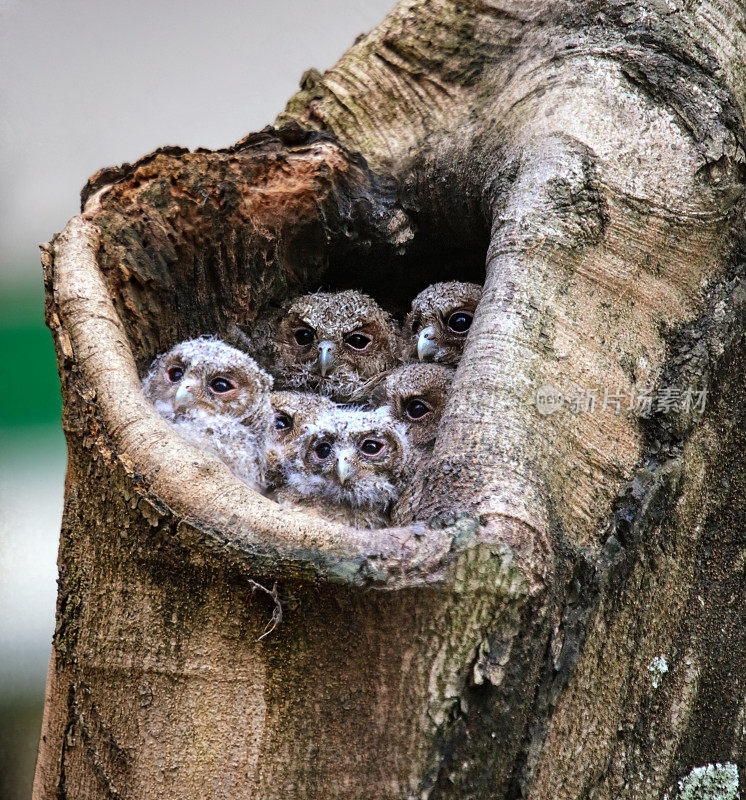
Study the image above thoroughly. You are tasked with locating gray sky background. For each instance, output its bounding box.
[0,0,394,281]
[0,0,395,697]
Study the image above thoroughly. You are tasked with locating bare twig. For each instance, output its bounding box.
[247,579,284,640]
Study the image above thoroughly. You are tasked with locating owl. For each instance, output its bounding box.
[275,406,409,528]
[142,336,273,489]
[403,281,482,365]
[265,390,336,489]
[379,363,454,454]
[382,364,454,526]
[265,290,401,403]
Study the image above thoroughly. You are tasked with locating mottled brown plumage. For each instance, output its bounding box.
[142,336,273,489]
[383,364,454,526]
[381,363,454,451]
[265,290,401,402]
[403,281,482,365]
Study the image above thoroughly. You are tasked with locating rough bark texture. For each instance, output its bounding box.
[34,1,746,799]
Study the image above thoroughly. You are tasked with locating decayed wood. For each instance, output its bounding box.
[34,0,746,798]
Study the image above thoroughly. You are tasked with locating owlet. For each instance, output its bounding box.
[403,281,482,365]
[142,336,273,489]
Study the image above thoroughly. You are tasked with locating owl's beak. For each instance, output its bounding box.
[174,379,199,410]
[318,341,336,376]
[336,451,356,485]
[417,326,438,361]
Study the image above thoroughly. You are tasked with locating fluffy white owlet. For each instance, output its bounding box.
[403,281,482,365]
[267,290,401,403]
[142,336,273,489]
[275,406,409,528]
[265,390,336,489]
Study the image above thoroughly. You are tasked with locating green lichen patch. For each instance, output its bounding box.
[647,654,669,689]
[677,763,739,800]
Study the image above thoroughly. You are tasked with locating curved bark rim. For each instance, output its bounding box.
[49,215,524,590]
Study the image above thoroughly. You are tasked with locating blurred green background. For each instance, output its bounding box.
[0,1,392,796]
[0,275,64,800]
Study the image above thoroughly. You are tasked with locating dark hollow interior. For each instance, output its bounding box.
[93,182,489,372]
[324,234,487,319]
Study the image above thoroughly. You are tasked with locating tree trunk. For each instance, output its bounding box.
[33,2,746,798]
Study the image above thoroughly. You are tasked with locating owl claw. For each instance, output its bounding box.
[417,326,438,361]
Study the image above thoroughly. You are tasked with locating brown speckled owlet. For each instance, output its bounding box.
[265,290,401,403]
[403,281,482,365]
[383,364,455,526]
[142,336,273,489]
[265,390,336,489]
[381,363,454,455]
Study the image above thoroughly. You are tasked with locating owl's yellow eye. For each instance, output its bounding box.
[360,439,385,456]
[404,398,431,420]
[167,366,184,382]
[294,327,314,346]
[446,311,473,334]
[344,332,372,351]
[209,377,236,394]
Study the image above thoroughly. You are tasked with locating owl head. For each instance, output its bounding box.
[403,281,482,365]
[272,290,401,402]
[380,363,454,449]
[266,390,336,487]
[287,406,409,511]
[143,336,273,429]
[270,391,337,442]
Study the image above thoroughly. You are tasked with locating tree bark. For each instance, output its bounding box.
[33,2,746,799]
